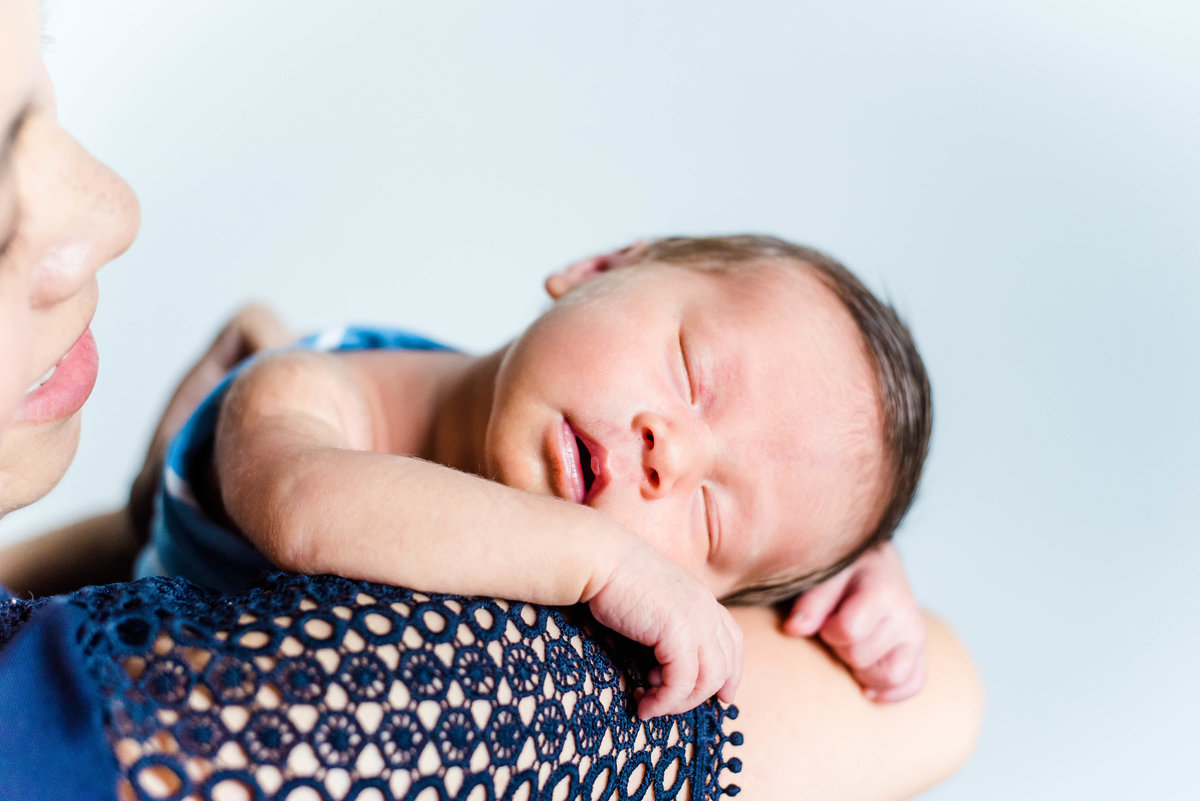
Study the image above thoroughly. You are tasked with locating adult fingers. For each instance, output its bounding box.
[156,304,291,445]
[209,303,291,364]
[175,306,290,433]
[128,304,291,541]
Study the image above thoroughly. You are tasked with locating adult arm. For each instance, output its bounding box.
[0,304,290,596]
[0,510,137,596]
[729,605,984,800]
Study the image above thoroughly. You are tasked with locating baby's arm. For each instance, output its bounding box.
[784,542,927,703]
[215,350,740,716]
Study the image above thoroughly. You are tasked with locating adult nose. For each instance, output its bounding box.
[16,111,141,309]
[634,410,708,499]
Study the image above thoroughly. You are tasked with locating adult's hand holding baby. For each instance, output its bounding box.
[128,303,291,540]
[586,542,743,720]
[784,542,927,703]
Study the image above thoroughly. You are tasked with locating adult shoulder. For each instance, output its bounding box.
[728,606,983,800]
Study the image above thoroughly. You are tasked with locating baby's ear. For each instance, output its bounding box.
[544,241,650,299]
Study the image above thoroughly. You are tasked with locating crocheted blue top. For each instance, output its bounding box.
[0,573,743,800]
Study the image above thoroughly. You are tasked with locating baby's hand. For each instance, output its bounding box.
[587,544,742,719]
[784,543,926,703]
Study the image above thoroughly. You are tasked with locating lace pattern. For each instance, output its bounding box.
[7,574,742,800]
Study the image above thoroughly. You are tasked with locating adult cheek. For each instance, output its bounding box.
[18,117,140,309]
[28,279,98,369]
[0,300,32,428]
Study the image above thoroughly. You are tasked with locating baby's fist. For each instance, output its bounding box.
[587,544,742,719]
[785,543,926,703]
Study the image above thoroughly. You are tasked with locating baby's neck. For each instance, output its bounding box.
[426,346,507,477]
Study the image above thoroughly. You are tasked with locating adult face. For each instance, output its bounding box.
[0,0,141,516]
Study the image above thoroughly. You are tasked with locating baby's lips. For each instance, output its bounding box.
[566,420,610,503]
[556,418,586,503]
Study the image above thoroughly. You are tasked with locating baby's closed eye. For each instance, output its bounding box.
[701,485,720,559]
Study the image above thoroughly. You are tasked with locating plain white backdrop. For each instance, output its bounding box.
[6,2,1198,798]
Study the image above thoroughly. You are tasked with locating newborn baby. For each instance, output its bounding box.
[138,235,932,717]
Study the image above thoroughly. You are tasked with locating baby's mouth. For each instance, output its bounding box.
[562,421,607,504]
[576,435,596,496]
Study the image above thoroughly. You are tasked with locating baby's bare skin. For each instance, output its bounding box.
[218,346,742,717]
[215,254,923,715]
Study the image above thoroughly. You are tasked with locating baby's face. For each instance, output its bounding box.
[486,259,887,598]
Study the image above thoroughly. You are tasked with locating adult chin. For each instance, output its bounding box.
[0,414,81,517]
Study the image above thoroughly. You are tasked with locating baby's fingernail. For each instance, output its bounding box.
[864,688,879,701]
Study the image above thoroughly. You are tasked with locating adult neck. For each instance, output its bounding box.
[427,345,508,478]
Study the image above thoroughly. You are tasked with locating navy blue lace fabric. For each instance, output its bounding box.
[0,573,742,800]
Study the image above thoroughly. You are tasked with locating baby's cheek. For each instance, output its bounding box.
[606,503,701,571]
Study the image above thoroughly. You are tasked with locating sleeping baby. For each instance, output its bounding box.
[137,235,932,717]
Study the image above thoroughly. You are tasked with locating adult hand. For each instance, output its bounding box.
[127,303,291,540]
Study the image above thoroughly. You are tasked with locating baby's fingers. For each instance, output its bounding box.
[832,615,896,670]
[641,624,738,718]
[715,612,744,704]
[858,643,926,703]
[818,589,886,649]
[684,634,737,712]
[638,649,697,719]
[785,569,852,637]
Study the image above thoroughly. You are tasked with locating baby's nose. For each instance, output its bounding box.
[634,411,705,499]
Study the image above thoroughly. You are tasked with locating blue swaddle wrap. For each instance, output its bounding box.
[136,325,453,593]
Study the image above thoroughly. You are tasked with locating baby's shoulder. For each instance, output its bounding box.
[220,349,363,429]
[232,348,351,394]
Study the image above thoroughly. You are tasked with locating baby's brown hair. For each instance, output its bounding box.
[629,235,932,604]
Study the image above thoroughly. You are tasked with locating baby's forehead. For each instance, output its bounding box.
[755,421,885,558]
[691,262,876,389]
[688,259,860,335]
[689,263,887,590]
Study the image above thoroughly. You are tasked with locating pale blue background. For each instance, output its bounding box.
[7,2,1198,798]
